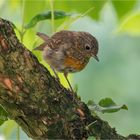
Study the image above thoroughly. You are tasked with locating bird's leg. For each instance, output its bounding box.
[64,72,74,93]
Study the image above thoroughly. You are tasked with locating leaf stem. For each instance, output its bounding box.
[20,0,25,43]
[57,6,94,31]
[50,0,55,33]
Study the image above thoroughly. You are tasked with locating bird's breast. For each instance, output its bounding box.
[64,56,88,73]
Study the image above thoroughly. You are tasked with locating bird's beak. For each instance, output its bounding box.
[93,55,99,62]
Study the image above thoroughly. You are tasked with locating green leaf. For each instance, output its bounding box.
[25,10,70,29]
[88,98,128,114]
[0,105,8,126]
[101,104,128,113]
[74,84,78,93]
[117,12,140,36]
[99,98,116,107]
[99,98,128,113]
[112,0,136,18]
[87,100,96,106]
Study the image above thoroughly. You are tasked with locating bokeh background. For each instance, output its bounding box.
[0,0,140,139]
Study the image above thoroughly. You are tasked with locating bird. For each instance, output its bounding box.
[34,30,99,93]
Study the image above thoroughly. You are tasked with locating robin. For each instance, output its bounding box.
[34,30,99,93]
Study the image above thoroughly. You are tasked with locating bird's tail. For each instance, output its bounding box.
[36,32,50,41]
[34,32,50,51]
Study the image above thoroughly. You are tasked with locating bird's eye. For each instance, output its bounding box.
[85,44,91,50]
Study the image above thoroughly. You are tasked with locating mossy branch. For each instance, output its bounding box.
[0,18,139,140]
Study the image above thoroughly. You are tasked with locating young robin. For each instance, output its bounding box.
[34,30,99,93]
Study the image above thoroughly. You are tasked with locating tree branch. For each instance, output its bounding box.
[0,18,139,139]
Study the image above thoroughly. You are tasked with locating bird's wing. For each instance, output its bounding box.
[50,30,74,50]
[35,30,73,51]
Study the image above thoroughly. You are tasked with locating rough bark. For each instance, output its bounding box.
[0,18,139,140]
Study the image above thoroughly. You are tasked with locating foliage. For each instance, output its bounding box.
[88,98,128,114]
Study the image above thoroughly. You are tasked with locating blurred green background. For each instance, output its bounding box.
[0,0,140,139]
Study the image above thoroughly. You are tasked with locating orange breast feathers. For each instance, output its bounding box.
[64,56,86,72]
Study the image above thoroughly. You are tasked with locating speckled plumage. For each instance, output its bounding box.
[35,30,99,74]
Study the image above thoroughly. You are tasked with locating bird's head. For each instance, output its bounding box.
[76,31,99,62]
